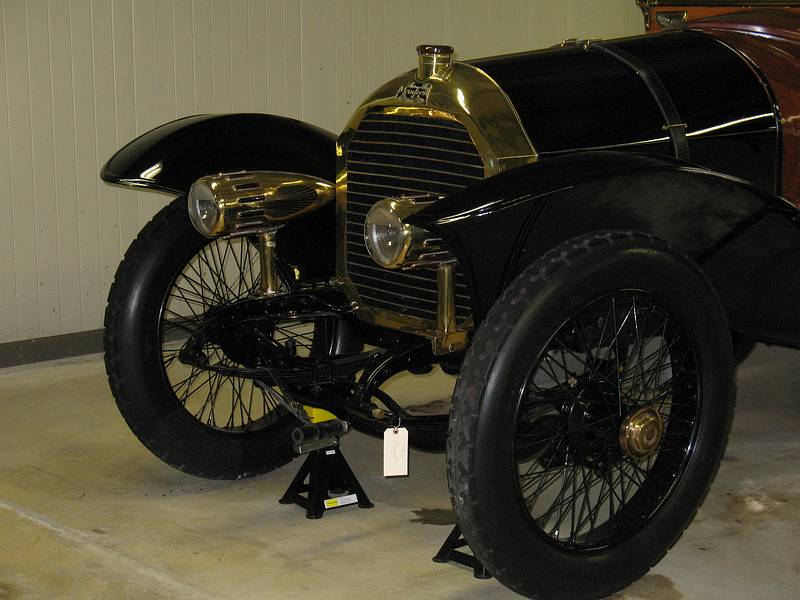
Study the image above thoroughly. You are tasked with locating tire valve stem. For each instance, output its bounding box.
[567,374,578,387]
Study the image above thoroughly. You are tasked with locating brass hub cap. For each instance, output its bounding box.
[619,406,664,459]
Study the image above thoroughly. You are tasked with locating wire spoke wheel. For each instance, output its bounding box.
[447,232,735,599]
[159,235,316,433]
[515,291,698,550]
[104,197,352,478]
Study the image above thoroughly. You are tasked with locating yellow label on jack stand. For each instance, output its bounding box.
[324,494,358,509]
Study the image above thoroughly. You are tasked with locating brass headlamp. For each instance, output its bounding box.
[363,197,447,269]
[188,171,334,237]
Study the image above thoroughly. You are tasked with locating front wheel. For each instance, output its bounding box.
[448,231,735,599]
[104,197,350,479]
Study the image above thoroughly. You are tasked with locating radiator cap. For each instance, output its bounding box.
[417,44,454,80]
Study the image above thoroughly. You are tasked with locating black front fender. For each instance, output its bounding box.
[410,151,800,342]
[101,113,339,282]
[100,113,336,193]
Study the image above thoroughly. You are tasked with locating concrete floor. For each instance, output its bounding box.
[0,345,798,600]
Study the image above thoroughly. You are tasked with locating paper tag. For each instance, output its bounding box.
[383,427,409,477]
[324,493,358,509]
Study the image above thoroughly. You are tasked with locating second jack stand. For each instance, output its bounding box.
[279,442,373,519]
[433,524,492,579]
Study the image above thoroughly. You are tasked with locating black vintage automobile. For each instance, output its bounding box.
[99,6,800,600]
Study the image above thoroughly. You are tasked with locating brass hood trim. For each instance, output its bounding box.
[334,60,537,352]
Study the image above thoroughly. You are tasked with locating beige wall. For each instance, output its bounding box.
[0,0,644,343]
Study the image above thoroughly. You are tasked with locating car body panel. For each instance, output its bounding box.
[470,30,779,194]
[410,151,800,342]
[100,113,337,192]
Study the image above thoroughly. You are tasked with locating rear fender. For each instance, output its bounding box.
[410,151,800,340]
[100,113,338,281]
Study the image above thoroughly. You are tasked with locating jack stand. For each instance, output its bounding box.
[433,524,492,580]
[279,441,373,519]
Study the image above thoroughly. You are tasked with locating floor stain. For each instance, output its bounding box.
[725,490,788,525]
[612,574,683,600]
[409,508,457,526]
[0,583,14,599]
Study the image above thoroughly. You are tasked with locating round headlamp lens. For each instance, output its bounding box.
[364,200,410,268]
[188,180,222,236]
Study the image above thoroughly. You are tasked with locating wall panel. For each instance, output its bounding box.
[27,1,60,337]
[48,0,83,335]
[6,1,39,341]
[0,0,644,343]
[0,2,18,342]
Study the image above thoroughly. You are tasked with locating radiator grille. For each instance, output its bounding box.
[345,110,482,324]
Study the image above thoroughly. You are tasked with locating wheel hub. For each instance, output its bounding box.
[619,406,663,459]
[177,299,282,368]
[564,380,619,458]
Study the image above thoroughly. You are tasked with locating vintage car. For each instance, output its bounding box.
[637,0,800,30]
[99,5,800,599]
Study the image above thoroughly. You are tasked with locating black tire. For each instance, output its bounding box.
[447,231,735,599]
[105,197,342,479]
[731,332,756,365]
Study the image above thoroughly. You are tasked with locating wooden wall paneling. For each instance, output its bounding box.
[131,1,160,229]
[47,0,82,337]
[527,0,569,48]
[0,3,18,342]
[266,0,286,116]
[350,0,370,112]
[333,0,354,129]
[173,0,194,115]
[192,0,214,114]
[600,0,646,38]
[92,0,122,322]
[70,0,103,331]
[211,0,233,114]
[6,0,41,340]
[301,0,337,131]
[411,0,445,51]
[111,1,140,267]
[246,0,268,113]
[366,0,386,97]
[482,0,527,56]
[154,0,177,122]
[230,0,250,113]
[384,1,415,79]
[282,0,303,120]
[443,0,490,59]
[148,0,177,220]
[26,1,60,337]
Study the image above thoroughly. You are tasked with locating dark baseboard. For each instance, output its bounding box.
[0,329,104,368]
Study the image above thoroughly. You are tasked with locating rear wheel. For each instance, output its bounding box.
[448,231,735,599]
[105,197,349,479]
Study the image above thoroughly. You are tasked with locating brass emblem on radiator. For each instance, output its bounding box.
[395,81,432,104]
